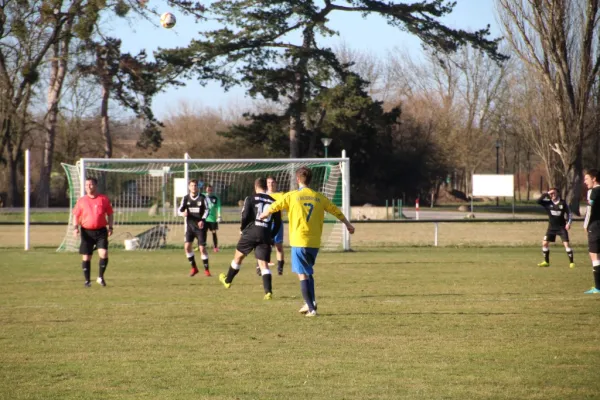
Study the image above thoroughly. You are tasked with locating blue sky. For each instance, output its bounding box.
[111,0,499,118]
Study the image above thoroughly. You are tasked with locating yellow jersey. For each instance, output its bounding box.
[268,191,284,201]
[269,186,345,248]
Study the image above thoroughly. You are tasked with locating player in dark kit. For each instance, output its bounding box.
[219,177,282,300]
[583,169,600,294]
[179,179,211,277]
[536,188,575,268]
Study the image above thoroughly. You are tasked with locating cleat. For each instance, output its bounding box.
[277,266,283,275]
[264,292,272,300]
[584,287,600,294]
[305,310,317,317]
[219,273,231,289]
[96,277,106,287]
[213,247,219,253]
[569,263,576,269]
[204,269,211,277]
[298,304,309,314]
[537,261,550,267]
[84,281,91,288]
[189,267,199,277]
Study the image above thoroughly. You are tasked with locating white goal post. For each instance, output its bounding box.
[57,153,351,252]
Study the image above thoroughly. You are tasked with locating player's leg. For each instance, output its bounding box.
[291,247,319,316]
[197,229,211,276]
[212,224,219,252]
[584,230,600,293]
[561,230,575,268]
[538,235,551,267]
[184,231,199,277]
[275,243,285,275]
[79,229,93,287]
[95,229,109,286]
[256,244,272,299]
[220,249,247,288]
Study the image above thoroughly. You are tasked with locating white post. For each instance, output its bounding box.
[79,158,86,197]
[415,198,420,220]
[24,149,30,251]
[184,153,190,184]
[341,150,351,251]
[434,222,438,247]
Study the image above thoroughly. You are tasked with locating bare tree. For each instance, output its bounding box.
[497,0,600,214]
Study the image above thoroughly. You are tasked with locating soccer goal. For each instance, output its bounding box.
[58,154,351,252]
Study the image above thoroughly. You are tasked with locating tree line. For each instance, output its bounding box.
[1,0,599,212]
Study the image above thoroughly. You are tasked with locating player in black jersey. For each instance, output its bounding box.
[219,177,282,300]
[536,187,574,268]
[178,179,211,277]
[583,169,600,294]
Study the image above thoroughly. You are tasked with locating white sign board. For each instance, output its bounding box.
[472,174,514,197]
[174,178,188,197]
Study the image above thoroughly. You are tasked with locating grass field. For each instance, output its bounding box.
[1,247,599,400]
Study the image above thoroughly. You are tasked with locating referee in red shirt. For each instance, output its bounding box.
[73,177,114,287]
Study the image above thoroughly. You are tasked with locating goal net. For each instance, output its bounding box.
[58,157,351,252]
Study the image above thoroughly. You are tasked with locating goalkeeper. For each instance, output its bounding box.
[204,184,222,252]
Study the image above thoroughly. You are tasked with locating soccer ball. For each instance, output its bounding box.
[160,12,176,29]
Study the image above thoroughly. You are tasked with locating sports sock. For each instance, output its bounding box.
[226,261,240,283]
[566,248,574,263]
[201,253,209,270]
[308,274,316,308]
[99,258,108,278]
[543,247,549,263]
[82,260,91,282]
[277,260,284,274]
[186,252,197,268]
[261,269,272,294]
[300,279,314,312]
[212,233,218,248]
[593,261,600,289]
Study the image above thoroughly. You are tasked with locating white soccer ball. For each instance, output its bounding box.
[160,12,176,29]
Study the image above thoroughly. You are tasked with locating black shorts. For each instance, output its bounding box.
[185,226,207,246]
[206,222,219,232]
[544,227,569,243]
[80,227,109,255]
[236,234,271,262]
[587,221,600,253]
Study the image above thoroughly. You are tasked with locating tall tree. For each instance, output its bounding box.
[162,0,506,158]
[497,0,600,214]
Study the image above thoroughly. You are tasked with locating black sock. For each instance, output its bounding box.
[82,260,91,282]
[99,258,108,278]
[300,280,314,312]
[543,248,549,263]
[203,257,209,271]
[277,260,284,274]
[212,233,218,248]
[187,255,197,268]
[308,275,316,309]
[226,266,239,284]
[594,266,600,289]
[262,272,272,294]
[567,250,574,263]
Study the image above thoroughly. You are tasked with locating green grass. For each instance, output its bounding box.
[1,247,599,400]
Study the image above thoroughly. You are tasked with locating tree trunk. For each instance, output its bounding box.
[37,35,72,206]
[5,142,20,207]
[100,85,112,158]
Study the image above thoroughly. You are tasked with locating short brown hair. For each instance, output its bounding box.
[585,169,599,180]
[255,177,267,190]
[85,177,98,185]
[548,187,559,194]
[296,166,312,185]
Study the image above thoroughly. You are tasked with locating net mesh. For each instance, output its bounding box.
[59,159,347,252]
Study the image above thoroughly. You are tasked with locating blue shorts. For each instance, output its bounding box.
[273,224,284,244]
[291,247,319,275]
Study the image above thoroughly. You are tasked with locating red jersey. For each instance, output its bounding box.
[73,194,114,229]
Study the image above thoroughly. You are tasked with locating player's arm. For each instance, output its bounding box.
[201,196,210,220]
[324,198,355,234]
[240,196,253,231]
[258,195,287,219]
[72,199,81,236]
[178,195,188,216]
[564,202,573,229]
[216,196,222,222]
[537,192,550,205]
